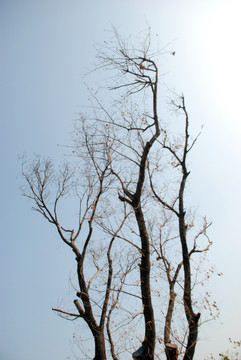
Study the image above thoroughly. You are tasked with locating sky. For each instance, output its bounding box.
[1,0,241,359]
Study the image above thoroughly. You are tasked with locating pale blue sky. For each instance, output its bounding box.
[1,1,241,359]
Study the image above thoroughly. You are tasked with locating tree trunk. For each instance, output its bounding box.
[165,343,178,360]
[92,328,107,360]
[179,172,200,360]
[164,285,176,345]
[134,203,156,360]
[183,312,200,360]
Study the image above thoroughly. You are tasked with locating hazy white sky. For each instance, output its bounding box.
[1,1,241,359]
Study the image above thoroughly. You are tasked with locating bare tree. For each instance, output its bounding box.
[148,96,213,360]
[21,147,132,360]
[21,31,217,360]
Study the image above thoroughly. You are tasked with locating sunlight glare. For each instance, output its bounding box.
[201,1,241,129]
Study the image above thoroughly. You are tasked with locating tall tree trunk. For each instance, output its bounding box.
[179,173,200,360]
[183,313,200,360]
[92,329,107,360]
[134,203,156,360]
[164,285,176,345]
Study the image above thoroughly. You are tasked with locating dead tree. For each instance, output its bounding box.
[21,145,131,360]
[88,32,214,359]
[148,96,212,359]
[22,31,215,360]
[106,56,160,359]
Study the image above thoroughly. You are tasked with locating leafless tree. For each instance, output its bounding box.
[21,146,133,360]
[21,31,217,360]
